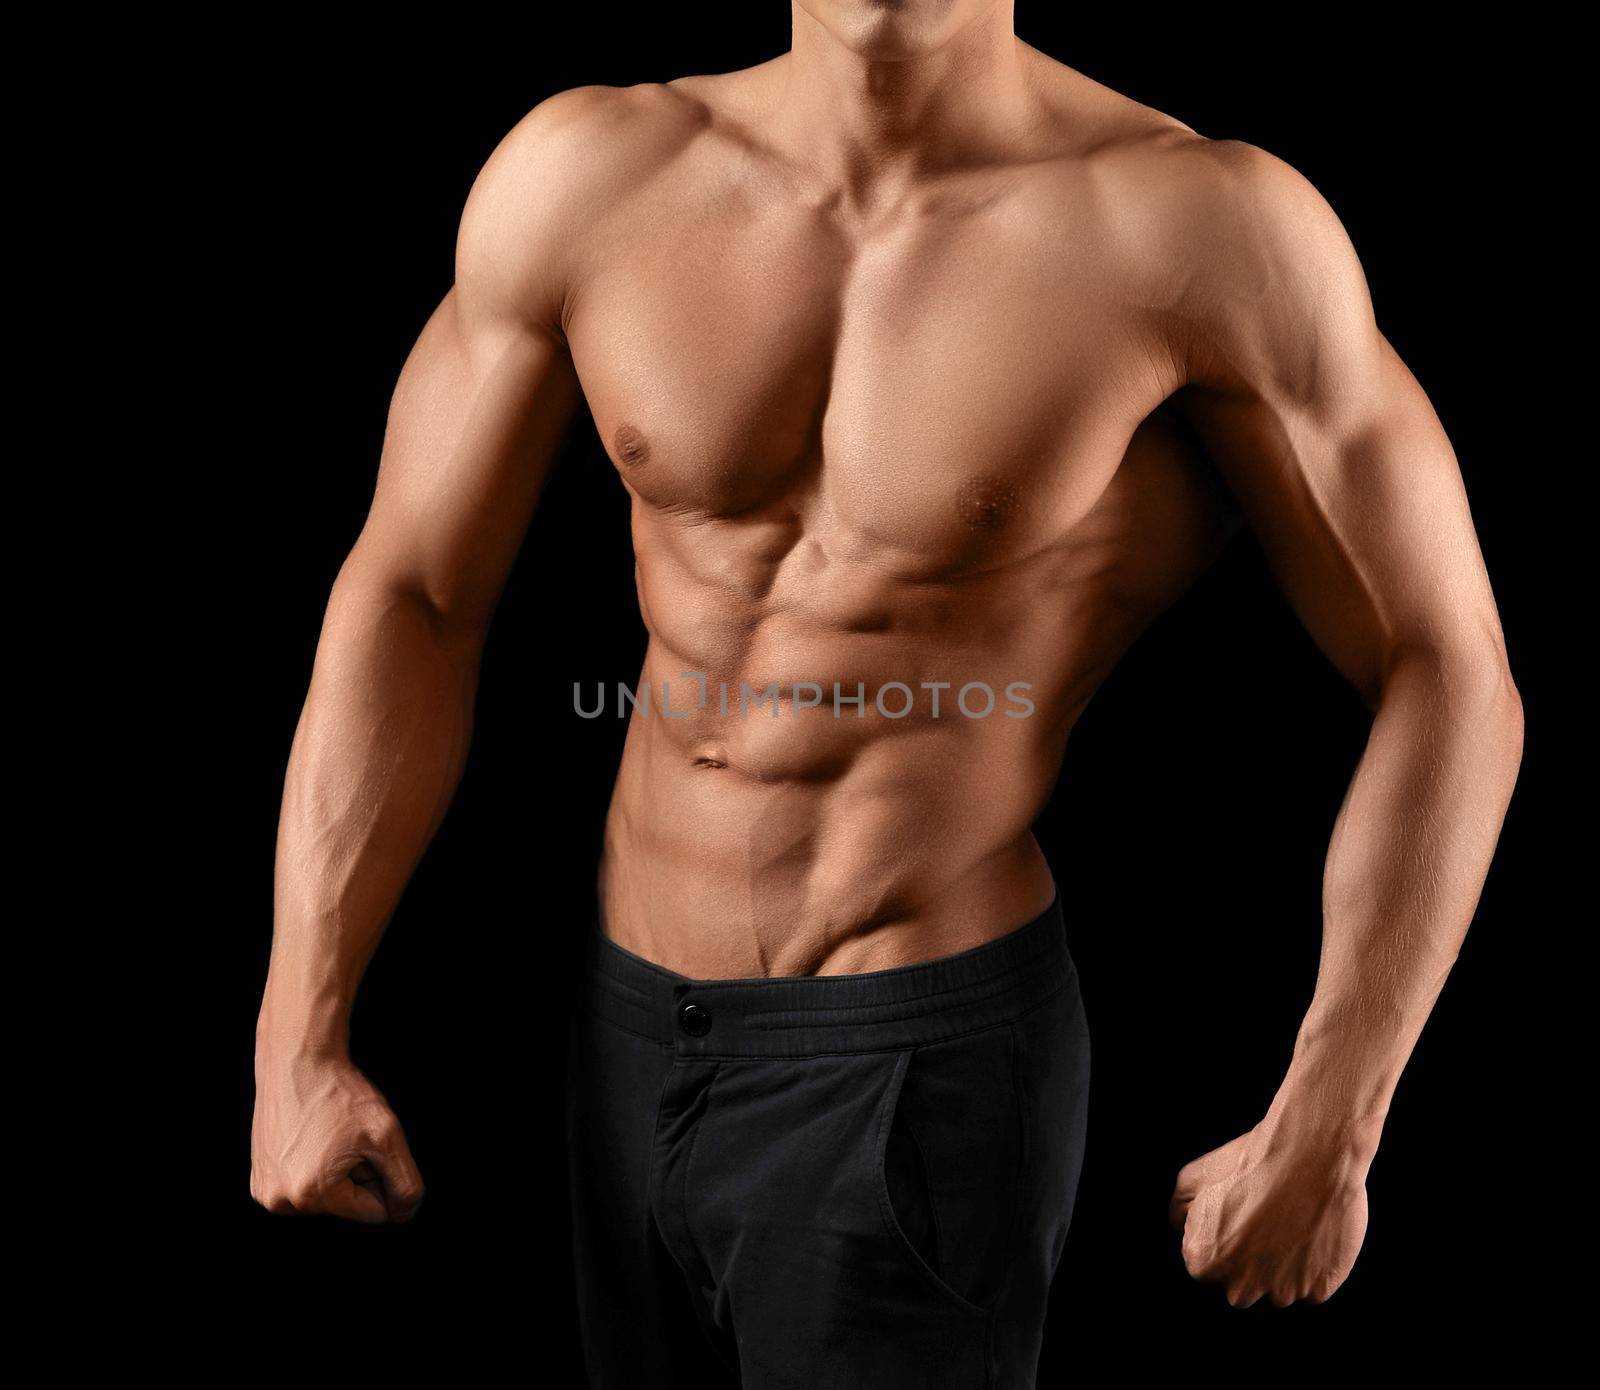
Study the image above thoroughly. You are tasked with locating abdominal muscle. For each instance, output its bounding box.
[595,536,1102,978]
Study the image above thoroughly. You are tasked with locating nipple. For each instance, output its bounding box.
[614,423,651,467]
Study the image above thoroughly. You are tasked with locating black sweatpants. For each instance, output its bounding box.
[565,897,1090,1389]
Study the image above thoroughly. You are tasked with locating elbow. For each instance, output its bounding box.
[326,557,492,670]
[1495,660,1525,770]
[1384,635,1524,766]
[1466,643,1524,767]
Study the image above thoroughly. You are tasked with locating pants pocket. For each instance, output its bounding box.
[883,1089,943,1276]
[873,1029,1024,1318]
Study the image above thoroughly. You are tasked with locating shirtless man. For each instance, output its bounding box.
[251,3,1523,1384]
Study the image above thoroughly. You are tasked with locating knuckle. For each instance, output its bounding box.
[1312,1272,1344,1303]
[251,1171,292,1213]
[1180,1232,1213,1277]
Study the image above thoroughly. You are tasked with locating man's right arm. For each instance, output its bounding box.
[250,90,610,1223]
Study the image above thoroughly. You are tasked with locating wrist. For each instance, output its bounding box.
[255,985,351,1070]
[1266,1019,1400,1169]
[1260,1079,1385,1172]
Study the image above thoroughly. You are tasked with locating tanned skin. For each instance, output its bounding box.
[253,1,1522,1311]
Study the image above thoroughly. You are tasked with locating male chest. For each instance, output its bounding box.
[564,188,1170,562]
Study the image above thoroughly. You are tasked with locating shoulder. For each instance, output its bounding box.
[1020,57,1355,285]
[1016,49,1383,401]
[1019,49,1360,293]
[1110,133,1378,394]
[1032,60,1358,286]
[455,82,712,329]
[467,81,710,217]
[1156,137,1361,284]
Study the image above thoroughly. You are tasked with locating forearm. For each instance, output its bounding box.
[1270,644,1524,1156]
[259,569,483,1058]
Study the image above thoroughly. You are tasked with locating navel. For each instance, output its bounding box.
[955,475,1019,532]
[613,423,651,467]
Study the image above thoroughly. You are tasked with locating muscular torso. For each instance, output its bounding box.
[564,62,1237,975]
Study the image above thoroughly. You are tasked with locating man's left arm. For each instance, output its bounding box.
[1165,142,1524,1308]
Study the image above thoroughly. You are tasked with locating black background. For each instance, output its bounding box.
[171,7,1558,1374]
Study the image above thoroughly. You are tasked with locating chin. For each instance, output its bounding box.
[800,0,972,60]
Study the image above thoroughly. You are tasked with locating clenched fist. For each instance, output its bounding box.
[1170,1121,1370,1308]
[252,1050,424,1224]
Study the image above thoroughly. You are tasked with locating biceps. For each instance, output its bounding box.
[1180,343,1504,701]
[353,290,582,626]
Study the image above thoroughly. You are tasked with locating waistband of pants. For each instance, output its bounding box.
[585,896,1076,1058]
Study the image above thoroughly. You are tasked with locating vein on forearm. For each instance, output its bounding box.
[271,580,481,1005]
[1306,644,1522,1070]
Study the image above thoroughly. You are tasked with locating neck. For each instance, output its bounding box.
[773,2,1031,202]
